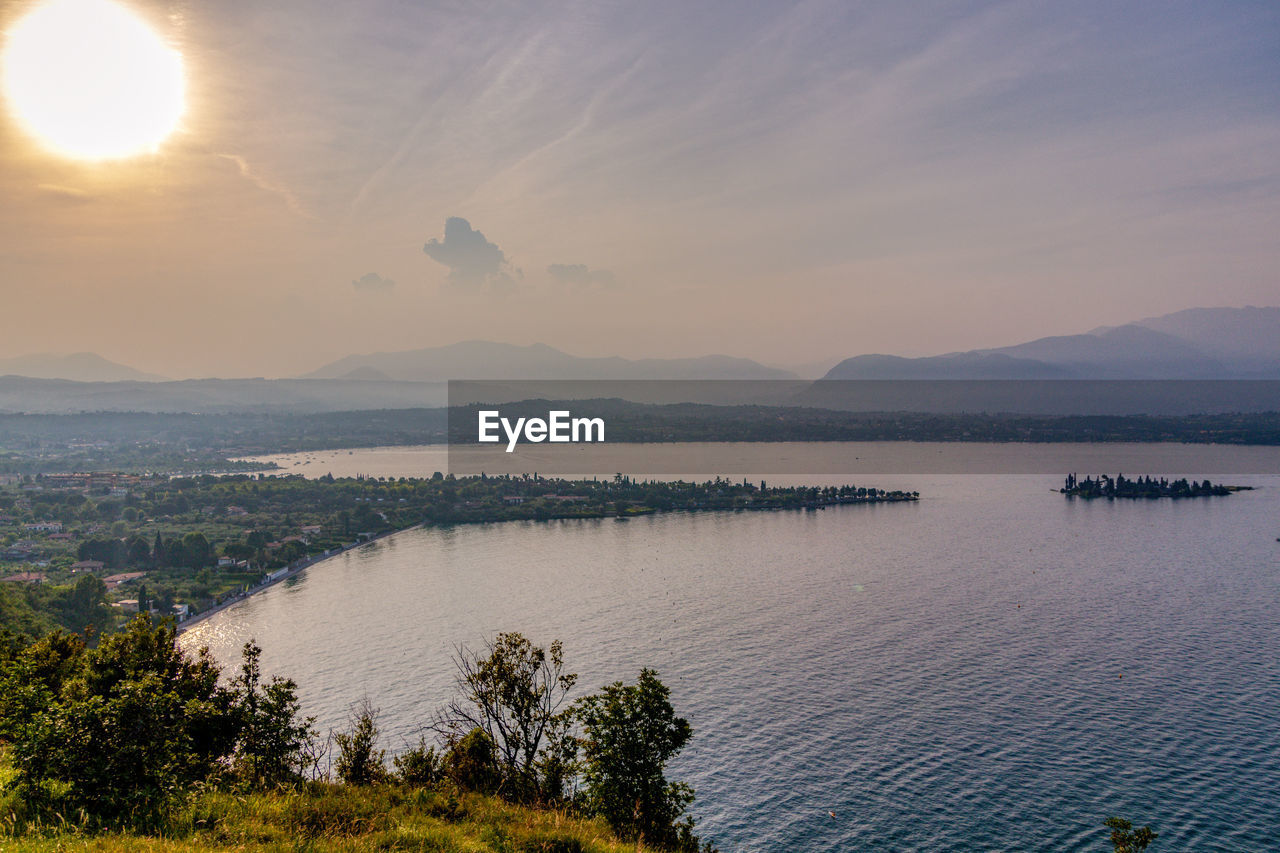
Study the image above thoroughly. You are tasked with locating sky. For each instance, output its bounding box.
[1,0,1277,378]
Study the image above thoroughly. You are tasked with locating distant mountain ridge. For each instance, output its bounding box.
[0,376,447,415]
[302,340,799,381]
[3,307,1276,413]
[824,306,1280,380]
[0,352,164,383]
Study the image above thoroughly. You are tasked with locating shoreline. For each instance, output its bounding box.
[177,525,417,634]
[175,493,913,634]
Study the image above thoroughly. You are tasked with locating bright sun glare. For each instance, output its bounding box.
[2,0,184,160]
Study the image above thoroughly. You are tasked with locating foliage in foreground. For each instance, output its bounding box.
[1,618,1155,852]
[0,619,710,851]
[0,618,315,827]
[0,782,672,852]
[1106,816,1158,852]
[577,669,697,850]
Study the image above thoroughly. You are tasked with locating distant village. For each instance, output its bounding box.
[1,469,917,638]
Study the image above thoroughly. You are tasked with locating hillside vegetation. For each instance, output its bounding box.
[0,779,672,852]
[0,619,714,852]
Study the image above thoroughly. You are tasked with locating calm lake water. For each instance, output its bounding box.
[191,443,1280,851]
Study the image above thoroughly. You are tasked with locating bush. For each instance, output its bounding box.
[393,736,444,788]
[0,622,318,828]
[335,698,387,786]
[445,727,501,794]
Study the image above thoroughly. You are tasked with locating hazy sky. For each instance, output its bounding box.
[1,0,1277,378]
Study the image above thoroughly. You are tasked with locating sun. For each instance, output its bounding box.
[2,0,185,160]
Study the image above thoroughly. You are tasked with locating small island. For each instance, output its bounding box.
[1061,472,1250,499]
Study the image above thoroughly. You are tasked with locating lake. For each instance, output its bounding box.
[188,443,1280,851]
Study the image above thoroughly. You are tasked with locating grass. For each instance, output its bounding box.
[0,780,660,853]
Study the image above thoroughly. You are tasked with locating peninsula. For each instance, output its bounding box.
[0,473,917,638]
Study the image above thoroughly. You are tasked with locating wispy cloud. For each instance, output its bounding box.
[217,153,311,218]
[35,184,93,203]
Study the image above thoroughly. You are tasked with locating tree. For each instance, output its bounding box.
[57,574,112,635]
[221,541,256,563]
[435,632,577,800]
[125,535,152,567]
[172,532,214,569]
[576,668,703,851]
[1105,816,1158,852]
[7,616,238,826]
[335,697,387,786]
[230,641,317,789]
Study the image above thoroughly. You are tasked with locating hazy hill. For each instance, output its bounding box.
[0,352,164,382]
[303,340,798,381]
[825,306,1280,380]
[0,376,446,415]
[817,352,1071,380]
[1130,305,1280,373]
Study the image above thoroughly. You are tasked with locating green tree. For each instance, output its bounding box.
[1105,816,1158,852]
[125,535,151,567]
[335,697,387,786]
[0,583,57,640]
[435,632,577,800]
[58,574,112,635]
[7,616,237,826]
[174,532,214,569]
[576,668,703,851]
[230,640,316,789]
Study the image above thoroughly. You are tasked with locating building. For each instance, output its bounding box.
[23,521,63,533]
[2,571,47,584]
[103,571,147,590]
[71,560,106,573]
[2,541,37,561]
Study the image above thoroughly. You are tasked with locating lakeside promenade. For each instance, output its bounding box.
[176,525,415,634]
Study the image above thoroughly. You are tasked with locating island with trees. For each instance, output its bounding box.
[1060,473,1249,499]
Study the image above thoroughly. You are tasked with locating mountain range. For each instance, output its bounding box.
[0,352,164,383]
[823,306,1280,380]
[302,341,798,381]
[1,307,1278,414]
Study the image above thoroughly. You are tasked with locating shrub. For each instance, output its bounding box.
[445,727,501,794]
[335,698,387,786]
[393,736,444,788]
